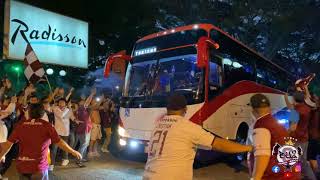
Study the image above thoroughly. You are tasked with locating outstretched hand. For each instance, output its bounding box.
[71,150,82,160]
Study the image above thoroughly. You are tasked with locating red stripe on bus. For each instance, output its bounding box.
[157,44,194,53]
[137,24,214,42]
[190,80,284,125]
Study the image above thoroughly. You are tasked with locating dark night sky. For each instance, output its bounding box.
[18,0,158,50]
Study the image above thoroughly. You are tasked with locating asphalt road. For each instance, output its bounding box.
[4,153,249,180]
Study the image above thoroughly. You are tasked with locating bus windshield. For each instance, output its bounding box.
[123,52,204,105]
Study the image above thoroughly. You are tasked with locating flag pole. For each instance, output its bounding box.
[45,75,53,94]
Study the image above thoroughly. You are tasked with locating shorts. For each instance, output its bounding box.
[307,139,320,160]
[90,123,102,141]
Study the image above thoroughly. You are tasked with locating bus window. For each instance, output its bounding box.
[220,53,255,87]
[208,61,222,99]
[256,62,280,89]
[210,30,255,88]
[208,50,223,99]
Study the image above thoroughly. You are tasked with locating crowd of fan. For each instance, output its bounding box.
[0,77,118,177]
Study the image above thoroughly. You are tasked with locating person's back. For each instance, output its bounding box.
[144,94,252,180]
[249,94,302,180]
[9,118,60,173]
[251,114,301,179]
[0,103,82,179]
[145,115,213,180]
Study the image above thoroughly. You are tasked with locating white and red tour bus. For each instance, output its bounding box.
[104,24,295,158]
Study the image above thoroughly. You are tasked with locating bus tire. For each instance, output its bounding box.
[235,123,249,161]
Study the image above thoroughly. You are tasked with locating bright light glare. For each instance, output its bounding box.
[119,139,127,146]
[46,68,54,75]
[118,126,126,137]
[223,58,233,66]
[278,119,288,124]
[257,73,263,78]
[59,70,66,76]
[96,97,101,102]
[193,24,199,29]
[232,62,243,68]
[115,85,120,90]
[130,141,138,148]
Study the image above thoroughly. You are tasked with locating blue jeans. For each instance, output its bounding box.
[75,132,90,162]
[19,169,48,180]
[51,136,69,165]
[69,130,76,149]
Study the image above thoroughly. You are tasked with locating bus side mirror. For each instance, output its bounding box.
[104,50,132,78]
[196,37,220,68]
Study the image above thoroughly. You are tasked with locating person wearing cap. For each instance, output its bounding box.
[284,92,317,180]
[143,94,252,180]
[248,94,300,180]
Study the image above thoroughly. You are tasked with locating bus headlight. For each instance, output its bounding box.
[130,140,138,148]
[118,126,126,137]
[119,138,127,146]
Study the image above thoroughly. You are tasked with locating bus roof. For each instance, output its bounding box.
[136,24,294,79]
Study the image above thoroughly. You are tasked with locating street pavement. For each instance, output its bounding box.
[4,153,249,180]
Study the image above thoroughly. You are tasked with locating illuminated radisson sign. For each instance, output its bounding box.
[3,0,89,68]
[10,19,87,48]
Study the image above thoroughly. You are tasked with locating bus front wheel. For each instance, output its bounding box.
[235,123,249,161]
[226,123,249,171]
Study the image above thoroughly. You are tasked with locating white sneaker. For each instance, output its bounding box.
[101,147,109,153]
[49,165,54,171]
[61,159,69,166]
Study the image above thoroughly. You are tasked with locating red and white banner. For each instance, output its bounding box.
[24,44,45,84]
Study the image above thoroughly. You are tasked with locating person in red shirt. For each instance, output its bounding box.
[74,89,95,167]
[248,94,300,180]
[100,98,112,153]
[285,92,317,180]
[0,103,82,179]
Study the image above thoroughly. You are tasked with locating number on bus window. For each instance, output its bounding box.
[149,130,168,158]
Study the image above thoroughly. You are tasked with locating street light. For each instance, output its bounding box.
[59,70,66,76]
[46,68,54,75]
[12,65,22,89]
[12,65,21,73]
